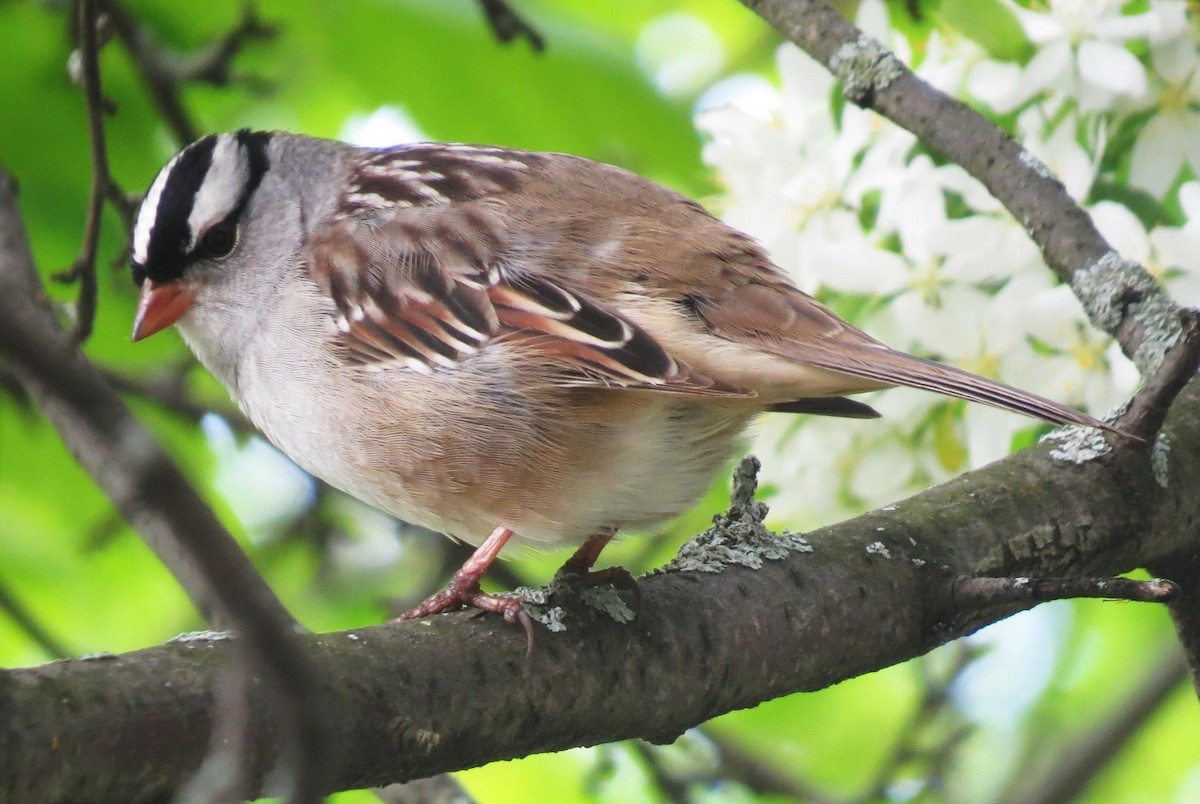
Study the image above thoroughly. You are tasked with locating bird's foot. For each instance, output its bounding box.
[393,525,535,649]
[398,571,533,644]
[551,532,642,610]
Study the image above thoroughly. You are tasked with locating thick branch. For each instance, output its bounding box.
[2,371,1196,799]
[1148,552,1200,697]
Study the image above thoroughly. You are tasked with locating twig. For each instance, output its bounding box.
[100,364,248,429]
[53,0,107,343]
[952,576,1178,608]
[700,727,837,801]
[0,573,72,660]
[1119,309,1200,440]
[101,0,276,144]
[162,1,279,87]
[0,366,32,408]
[373,775,476,804]
[851,643,979,803]
[628,741,691,803]
[477,0,545,52]
[998,647,1189,804]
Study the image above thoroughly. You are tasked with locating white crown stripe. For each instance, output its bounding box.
[187,135,250,248]
[131,152,181,266]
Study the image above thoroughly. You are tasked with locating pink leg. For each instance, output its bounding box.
[555,530,640,603]
[398,526,530,638]
[560,531,617,574]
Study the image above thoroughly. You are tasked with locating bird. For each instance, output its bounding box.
[129,130,1109,628]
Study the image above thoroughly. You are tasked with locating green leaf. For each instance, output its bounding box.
[938,0,1032,62]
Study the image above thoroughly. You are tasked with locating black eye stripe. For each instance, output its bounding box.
[141,135,219,284]
[222,129,270,241]
[135,130,271,285]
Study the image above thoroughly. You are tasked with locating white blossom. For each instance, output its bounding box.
[1130,29,1200,197]
[695,0,1166,528]
[973,0,1182,112]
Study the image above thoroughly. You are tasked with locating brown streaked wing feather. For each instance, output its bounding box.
[308,205,751,398]
[693,281,1110,430]
[491,277,751,396]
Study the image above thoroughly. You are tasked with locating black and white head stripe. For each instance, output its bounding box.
[131,130,271,285]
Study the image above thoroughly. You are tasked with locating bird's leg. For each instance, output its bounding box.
[397,526,531,639]
[553,530,640,602]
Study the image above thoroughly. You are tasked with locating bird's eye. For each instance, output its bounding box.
[198,222,238,259]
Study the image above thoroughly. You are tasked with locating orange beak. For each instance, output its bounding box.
[132,280,195,341]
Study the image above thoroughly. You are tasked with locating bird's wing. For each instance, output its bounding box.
[305,200,750,398]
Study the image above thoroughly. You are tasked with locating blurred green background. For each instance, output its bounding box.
[0,1,1195,801]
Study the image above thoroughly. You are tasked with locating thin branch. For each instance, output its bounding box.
[101,0,276,144]
[0,573,72,660]
[53,0,107,343]
[699,728,836,802]
[1119,309,1200,440]
[952,576,1179,607]
[477,0,545,52]
[998,647,1189,804]
[628,742,691,803]
[372,775,476,804]
[100,364,247,428]
[162,1,279,87]
[851,644,979,803]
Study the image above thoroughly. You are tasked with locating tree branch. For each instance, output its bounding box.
[0,573,72,661]
[0,168,327,802]
[1148,552,1200,697]
[952,576,1178,607]
[998,647,1189,804]
[477,0,546,52]
[101,0,275,144]
[53,0,106,342]
[2,372,1195,798]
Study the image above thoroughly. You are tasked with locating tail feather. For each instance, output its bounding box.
[809,345,1111,431]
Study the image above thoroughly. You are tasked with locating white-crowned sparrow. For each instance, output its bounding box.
[130,130,1107,626]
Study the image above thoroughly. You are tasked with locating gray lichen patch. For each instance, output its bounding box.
[1043,424,1112,463]
[865,541,892,559]
[512,587,567,632]
[580,586,637,623]
[512,582,636,633]
[1018,149,1054,180]
[664,456,813,575]
[168,630,234,644]
[515,457,812,629]
[1152,433,1171,488]
[1071,251,1183,376]
[830,34,904,104]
